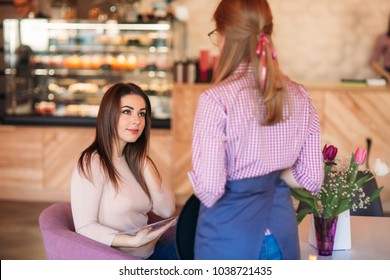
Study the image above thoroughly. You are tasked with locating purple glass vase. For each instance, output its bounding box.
[314,216,338,256]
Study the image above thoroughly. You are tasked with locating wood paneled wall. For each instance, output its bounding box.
[172,84,209,205]
[0,126,93,201]
[0,126,172,202]
[311,87,390,204]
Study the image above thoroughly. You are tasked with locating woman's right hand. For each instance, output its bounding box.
[112,218,176,249]
[280,168,301,189]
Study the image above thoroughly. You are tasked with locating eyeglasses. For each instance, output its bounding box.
[207,29,218,46]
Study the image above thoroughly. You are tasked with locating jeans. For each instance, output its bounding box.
[147,237,179,260]
[259,234,283,260]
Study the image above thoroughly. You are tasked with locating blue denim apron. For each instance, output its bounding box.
[194,171,300,260]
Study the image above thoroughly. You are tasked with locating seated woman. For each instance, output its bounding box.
[70,82,178,259]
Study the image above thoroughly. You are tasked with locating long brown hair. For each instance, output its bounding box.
[213,0,285,125]
[78,82,159,198]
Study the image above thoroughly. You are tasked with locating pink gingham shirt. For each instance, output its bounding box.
[188,63,324,207]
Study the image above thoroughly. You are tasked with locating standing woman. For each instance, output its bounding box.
[188,0,323,260]
[370,14,390,83]
[71,82,177,259]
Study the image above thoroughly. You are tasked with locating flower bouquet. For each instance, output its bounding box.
[290,144,389,255]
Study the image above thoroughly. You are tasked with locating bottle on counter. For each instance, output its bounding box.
[184,59,197,84]
[174,60,184,84]
[198,49,210,83]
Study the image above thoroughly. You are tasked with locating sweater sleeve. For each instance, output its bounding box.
[70,157,119,246]
[149,182,176,218]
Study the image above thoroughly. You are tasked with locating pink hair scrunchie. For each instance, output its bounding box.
[256,33,277,90]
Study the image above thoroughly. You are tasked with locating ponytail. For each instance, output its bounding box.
[252,33,284,125]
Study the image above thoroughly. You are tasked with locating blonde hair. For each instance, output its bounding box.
[213,0,285,125]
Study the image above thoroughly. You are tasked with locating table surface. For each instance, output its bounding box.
[298,215,390,260]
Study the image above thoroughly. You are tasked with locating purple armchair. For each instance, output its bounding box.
[39,202,175,260]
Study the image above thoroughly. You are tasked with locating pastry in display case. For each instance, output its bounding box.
[2,18,186,127]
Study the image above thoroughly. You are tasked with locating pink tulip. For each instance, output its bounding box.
[354,148,367,165]
[322,144,338,164]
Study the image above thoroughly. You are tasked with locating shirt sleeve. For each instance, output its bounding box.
[291,95,324,194]
[150,182,176,218]
[188,92,227,207]
[70,157,118,246]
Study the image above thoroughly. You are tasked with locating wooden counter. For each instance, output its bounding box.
[1,84,389,211]
[0,126,172,202]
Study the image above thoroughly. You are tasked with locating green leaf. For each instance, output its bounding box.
[324,188,333,206]
[367,186,384,203]
[328,194,338,208]
[347,153,358,184]
[355,174,370,188]
[296,208,313,224]
[335,199,351,216]
[324,164,333,174]
[290,188,314,199]
[290,189,317,210]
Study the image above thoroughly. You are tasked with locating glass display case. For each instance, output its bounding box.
[1,19,186,128]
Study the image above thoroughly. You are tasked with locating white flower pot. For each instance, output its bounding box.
[308,210,352,250]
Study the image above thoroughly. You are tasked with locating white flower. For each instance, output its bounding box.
[373,158,390,177]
